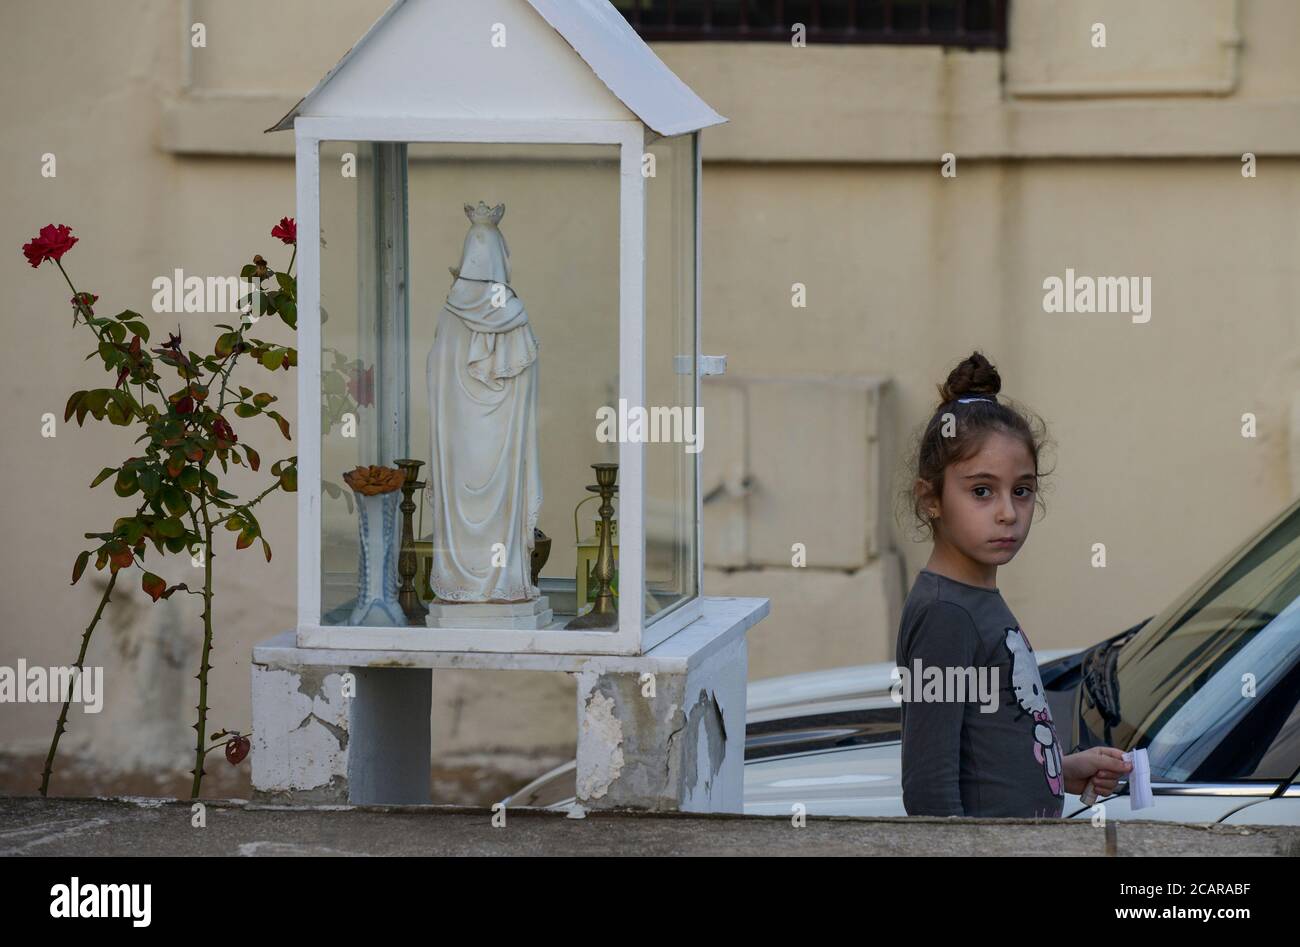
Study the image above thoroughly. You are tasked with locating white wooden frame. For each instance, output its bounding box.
[294,117,701,656]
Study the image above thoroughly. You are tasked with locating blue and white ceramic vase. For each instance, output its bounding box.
[349,488,404,626]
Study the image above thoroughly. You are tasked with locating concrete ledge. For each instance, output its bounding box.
[3,796,1296,857]
[257,597,770,673]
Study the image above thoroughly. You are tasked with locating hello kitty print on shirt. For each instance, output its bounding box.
[1005,625,1064,798]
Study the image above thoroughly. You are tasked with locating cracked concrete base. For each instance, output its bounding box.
[248,599,762,811]
[250,663,431,805]
[575,633,746,812]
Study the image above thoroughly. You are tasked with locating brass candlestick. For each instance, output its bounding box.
[565,463,618,630]
[394,458,428,626]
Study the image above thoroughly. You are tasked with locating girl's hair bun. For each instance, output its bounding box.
[938,350,1001,403]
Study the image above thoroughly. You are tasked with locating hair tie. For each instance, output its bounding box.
[956,396,995,404]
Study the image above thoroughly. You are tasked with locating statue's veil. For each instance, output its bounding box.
[453,201,510,284]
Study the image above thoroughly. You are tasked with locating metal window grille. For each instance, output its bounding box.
[614,0,1009,48]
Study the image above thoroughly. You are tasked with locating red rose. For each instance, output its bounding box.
[175,395,195,415]
[22,224,78,268]
[271,217,297,246]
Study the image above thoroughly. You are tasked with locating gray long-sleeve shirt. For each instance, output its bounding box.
[895,568,1066,818]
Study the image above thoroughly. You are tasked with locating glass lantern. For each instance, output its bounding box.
[292,125,702,656]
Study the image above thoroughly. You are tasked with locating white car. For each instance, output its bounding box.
[505,498,1300,826]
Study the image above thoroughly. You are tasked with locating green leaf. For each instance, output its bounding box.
[238,386,254,399]
[124,519,146,545]
[234,403,260,419]
[64,390,87,423]
[156,517,184,539]
[276,298,296,329]
[112,309,143,322]
[106,322,127,344]
[138,468,160,496]
[161,485,188,515]
[89,466,117,488]
[279,465,297,492]
[123,320,150,341]
[267,410,291,440]
[239,264,257,279]
[83,389,109,420]
[252,392,275,409]
[71,550,91,585]
[275,271,296,295]
[108,389,135,425]
[215,331,238,358]
[260,348,285,371]
[179,466,200,491]
[114,469,139,497]
[260,537,272,563]
[236,528,255,550]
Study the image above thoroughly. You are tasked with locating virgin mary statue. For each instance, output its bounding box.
[426,201,542,604]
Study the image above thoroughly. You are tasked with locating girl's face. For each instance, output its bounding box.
[922,430,1038,571]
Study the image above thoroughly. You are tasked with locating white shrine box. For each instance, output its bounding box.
[269,0,753,657]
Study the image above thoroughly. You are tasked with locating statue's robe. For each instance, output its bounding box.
[426,275,542,602]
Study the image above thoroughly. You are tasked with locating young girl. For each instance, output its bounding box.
[897,351,1129,817]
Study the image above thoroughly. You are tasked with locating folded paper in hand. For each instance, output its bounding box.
[1123,748,1154,811]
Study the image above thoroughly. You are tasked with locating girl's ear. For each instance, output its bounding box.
[914,478,940,520]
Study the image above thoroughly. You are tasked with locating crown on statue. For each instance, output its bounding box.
[464,201,505,226]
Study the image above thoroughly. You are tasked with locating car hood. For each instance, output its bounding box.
[746,649,1085,722]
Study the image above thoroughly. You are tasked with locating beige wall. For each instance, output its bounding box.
[3,0,1298,786]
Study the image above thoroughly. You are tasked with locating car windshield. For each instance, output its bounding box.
[1100,501,1300,783]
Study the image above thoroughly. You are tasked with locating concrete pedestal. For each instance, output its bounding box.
[250,597,767,811]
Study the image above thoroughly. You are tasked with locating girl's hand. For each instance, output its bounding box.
[1063,747,1131,797]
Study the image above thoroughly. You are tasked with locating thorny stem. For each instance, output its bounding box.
[42,493,151,796]
[39,569,117,796]
[213,477,284,529]
[53,259,85,324]
[190,483,216,800]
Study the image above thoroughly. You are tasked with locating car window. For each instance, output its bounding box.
[1103,504,1300,783]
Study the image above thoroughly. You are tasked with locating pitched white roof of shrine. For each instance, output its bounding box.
[267,0,726,137]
